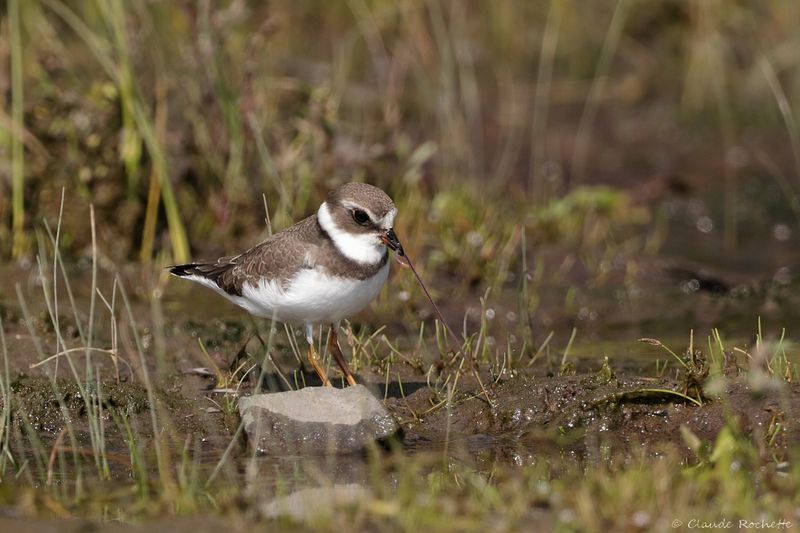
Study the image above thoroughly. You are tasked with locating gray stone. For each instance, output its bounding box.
[259,484,369,520]
[238,385,400,454]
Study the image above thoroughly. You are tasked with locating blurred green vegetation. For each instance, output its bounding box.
[1,0,799,269]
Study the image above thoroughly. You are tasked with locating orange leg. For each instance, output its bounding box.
[304,324,331,387]
[307,343,332,387]
[328,326,357,386]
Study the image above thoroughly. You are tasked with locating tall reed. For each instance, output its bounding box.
[42,0,190,263]
[9,0,25,258]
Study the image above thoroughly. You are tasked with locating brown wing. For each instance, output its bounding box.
[169,215,322,296]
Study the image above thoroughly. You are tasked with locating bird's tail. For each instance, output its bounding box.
[168,261,241,296]
[169,263,203,277]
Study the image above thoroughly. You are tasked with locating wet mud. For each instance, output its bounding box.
[391,369,799,463]
[5,360,797,468]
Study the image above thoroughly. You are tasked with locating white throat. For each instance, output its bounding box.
[317,202,386,265]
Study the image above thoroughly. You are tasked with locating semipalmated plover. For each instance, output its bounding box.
[170,182,404,387]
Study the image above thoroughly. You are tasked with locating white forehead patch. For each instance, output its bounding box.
[378,208,397,230]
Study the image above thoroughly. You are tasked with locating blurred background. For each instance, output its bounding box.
[1,0,799,346]
[2,3,800,527]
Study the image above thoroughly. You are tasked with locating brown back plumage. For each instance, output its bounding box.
[170,215,318,296]
[170,189,390,296]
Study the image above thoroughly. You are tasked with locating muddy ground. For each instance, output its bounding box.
[0,249,797,529]
[5,358,797,472]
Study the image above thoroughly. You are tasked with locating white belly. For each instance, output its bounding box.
[230,263,390,325]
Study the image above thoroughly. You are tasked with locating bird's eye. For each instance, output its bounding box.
[352,209,370,225]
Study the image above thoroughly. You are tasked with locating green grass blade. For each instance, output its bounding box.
[10,0,26,258]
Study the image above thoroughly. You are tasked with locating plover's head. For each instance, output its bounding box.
[317,182,403,265]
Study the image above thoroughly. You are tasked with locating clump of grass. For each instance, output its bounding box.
[36,0,190,263]
[0,317,12,478]
[9,0,26,258]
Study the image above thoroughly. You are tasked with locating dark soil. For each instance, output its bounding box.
[4,374,232,456]
[387,368,799,462]
[7,361,796,469]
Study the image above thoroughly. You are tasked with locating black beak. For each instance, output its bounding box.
[381,228,404,256]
